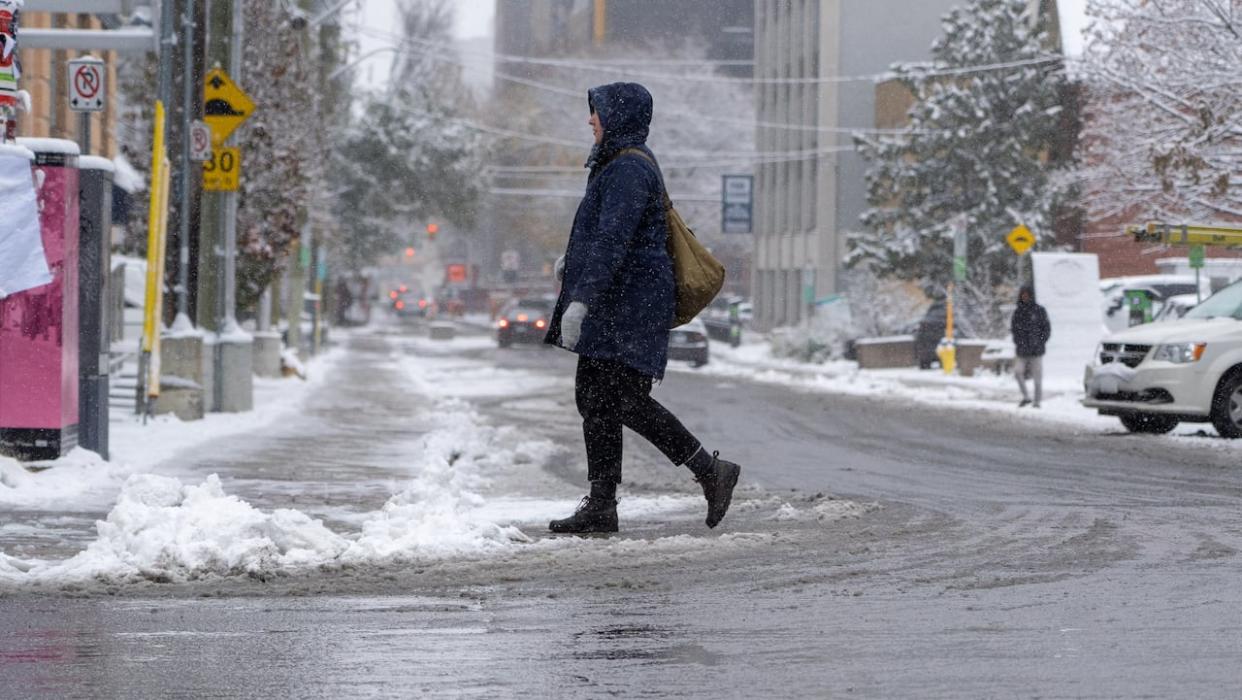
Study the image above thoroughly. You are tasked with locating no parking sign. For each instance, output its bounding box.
[68,56,106,112]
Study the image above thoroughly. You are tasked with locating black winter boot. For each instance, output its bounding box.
[549,496,619,534]
[695,452,741,529]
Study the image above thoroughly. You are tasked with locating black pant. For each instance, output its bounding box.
[575,357,701,484]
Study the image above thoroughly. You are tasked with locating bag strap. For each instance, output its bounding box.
[616,147,674,210]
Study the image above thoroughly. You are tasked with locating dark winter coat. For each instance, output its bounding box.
[1010,289,1051,357]
[544,82,675,379]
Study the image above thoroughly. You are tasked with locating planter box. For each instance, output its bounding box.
[956,340,989,377]
[855,335,915,369]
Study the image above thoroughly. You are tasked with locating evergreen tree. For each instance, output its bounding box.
[850,0,1076,335]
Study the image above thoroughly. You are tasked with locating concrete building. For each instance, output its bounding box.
[751,0,961,330]
[488,0,755,290]
[495,0,752,81]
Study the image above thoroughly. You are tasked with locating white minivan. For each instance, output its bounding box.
[1083,280,1242,436]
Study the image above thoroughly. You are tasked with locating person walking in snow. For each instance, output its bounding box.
[1010,285,1051,408]
[544,81,741,534]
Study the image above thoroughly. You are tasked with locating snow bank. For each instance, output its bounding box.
[345,399,555,561]
[0,448,138,512]
[1,348,343,514]
[691,340,1120,433]
[24,474,349,584]
[0,399,561,586]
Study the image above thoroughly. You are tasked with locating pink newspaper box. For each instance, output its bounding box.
[1,138,80,460]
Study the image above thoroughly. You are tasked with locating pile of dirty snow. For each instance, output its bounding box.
[0,448,137,511]
[0,399,560,586]
[348,399,555,560]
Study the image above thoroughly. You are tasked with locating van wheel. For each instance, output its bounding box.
[1119,413,1178,434]
[1210,371,1242,438]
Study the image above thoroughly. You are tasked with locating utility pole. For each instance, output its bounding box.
[219,0,240,331]
[197,0,224,336]
[206,0,252,411]
[176,0,195,319]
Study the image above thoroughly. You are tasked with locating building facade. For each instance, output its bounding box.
[489,0,755,290]
[495,0,752,75]
[752,0,961,330]
[16,11,120,157]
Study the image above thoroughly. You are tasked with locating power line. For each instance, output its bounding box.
[424,114,856,162]
[352,24,1064,86]
[489,186,719,202]
[348,27,958,136]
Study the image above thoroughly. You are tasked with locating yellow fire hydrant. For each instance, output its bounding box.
[937,338,957,375]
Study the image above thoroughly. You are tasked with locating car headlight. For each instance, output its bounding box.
[1151,342,1207,363]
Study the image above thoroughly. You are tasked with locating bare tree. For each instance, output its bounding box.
[1081,0,1242,223]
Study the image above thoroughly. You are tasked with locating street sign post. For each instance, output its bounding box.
[202,67,254,145]
[67,55,106,112]
[1188,244,1207,269]
[1007,224,1035,255]
[202,146,240,191]
[721,174,753,234]
[953,226,968,283]
[68,55,105,155]
[189,120,212,161]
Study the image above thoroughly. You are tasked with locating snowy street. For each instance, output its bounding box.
[4,319,1242,697]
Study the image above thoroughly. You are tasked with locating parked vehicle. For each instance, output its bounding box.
[1100,275,1206,331]
[701,295,745,345]
[497,296,555,348]
[1083,279,1242,436]
[1151,293,1200,324]
[668,317,711,367]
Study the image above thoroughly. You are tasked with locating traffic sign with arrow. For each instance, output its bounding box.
[202,67,254,145]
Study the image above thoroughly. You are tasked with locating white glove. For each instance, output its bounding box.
[554,255,566,283]
[561,301,587,350]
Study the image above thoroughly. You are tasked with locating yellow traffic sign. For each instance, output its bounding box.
[1007,224,1035,255]
[202,147,241,192]
[203,68,255,144]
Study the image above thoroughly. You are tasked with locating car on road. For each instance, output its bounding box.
[497,297,555,348]
[389,284,430,318]
[1083,279,1242,436]
[668,317,710,367]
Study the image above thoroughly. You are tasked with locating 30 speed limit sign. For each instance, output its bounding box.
[202,147,241,192]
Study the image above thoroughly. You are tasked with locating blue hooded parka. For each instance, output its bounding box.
[544,82,676,379]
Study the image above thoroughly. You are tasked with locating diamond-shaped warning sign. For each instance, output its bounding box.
[1007,224,1035,255]
[203,68,255,145]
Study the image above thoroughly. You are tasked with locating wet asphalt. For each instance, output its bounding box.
[4,320,1242,698]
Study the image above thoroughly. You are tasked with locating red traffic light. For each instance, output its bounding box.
[405,247,416,258]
